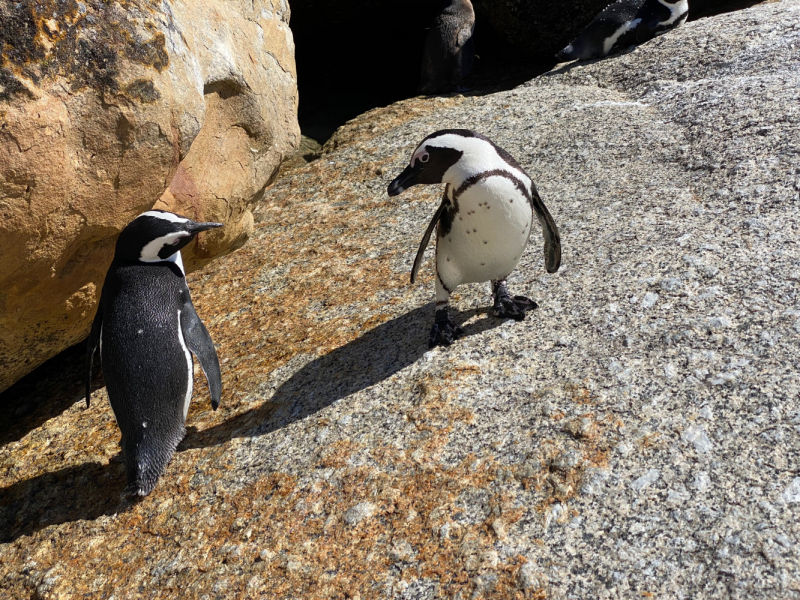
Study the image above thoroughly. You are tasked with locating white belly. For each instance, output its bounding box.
[437,177,532,288]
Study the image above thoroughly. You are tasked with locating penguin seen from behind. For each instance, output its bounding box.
[388,129,561,348]
[86,210,223,498]
[418,0,475,94]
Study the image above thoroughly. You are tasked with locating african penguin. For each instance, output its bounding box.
[387,129,561,348]
[556,0,688,62]
[418,0,475,94]
[85,210,223,498]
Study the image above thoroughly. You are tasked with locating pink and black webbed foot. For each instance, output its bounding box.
[429,308,464,348]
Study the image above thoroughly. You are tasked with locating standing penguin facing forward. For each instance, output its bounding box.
[86,210,223,497]
[418,0,475,94]
[556,0,688,62]
[388,130,561,347]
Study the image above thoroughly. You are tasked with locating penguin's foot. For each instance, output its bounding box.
[121,483,151,500]
[493,294,538,321]
[429,308,463,348]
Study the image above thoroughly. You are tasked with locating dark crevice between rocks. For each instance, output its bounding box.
[688,0,772,20]
[287,0,773,154]
[289,0,554,148]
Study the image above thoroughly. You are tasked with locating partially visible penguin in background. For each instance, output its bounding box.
[418,0,475,94]
[86,210,223,498]
[556,0,688,62]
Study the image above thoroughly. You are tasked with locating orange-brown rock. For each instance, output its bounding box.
[0,0,300,392]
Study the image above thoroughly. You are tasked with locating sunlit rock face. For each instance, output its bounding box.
[0,0,300,391]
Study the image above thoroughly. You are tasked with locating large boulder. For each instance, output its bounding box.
[0,0,299,392]
[1,1,799,598]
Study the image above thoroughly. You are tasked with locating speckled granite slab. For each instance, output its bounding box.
[2,1,799,598]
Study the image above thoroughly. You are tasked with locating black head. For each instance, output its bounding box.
[387,129,480,196]
[114,210,223,265]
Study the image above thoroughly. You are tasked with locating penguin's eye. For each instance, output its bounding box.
[419,153,430,164]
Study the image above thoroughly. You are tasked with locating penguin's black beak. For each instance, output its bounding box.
[387,164,422,196]
[188,221,224,234]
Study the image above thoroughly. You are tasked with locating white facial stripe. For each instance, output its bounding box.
[139,232,190,263]
[138,210,191,224]
[143,250,185,274]
[423,134,530,186]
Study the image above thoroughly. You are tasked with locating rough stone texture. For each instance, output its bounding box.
[2,1,800,598]
[0,0,300,392]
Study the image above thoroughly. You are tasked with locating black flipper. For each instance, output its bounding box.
[635,18,660,44]
[411,193,449,284]
[85,303,103,408]
[530,184,562,273]
[180,302,222,410]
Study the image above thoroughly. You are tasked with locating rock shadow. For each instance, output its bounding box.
[0,304,505,542]
[0,342,105,447]
[180,303,504,450]
[0,459,127,543]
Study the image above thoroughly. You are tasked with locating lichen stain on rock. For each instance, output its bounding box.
[16,380,542,599]
[122,78,160,103]
[0,0,168,99]
[521,386,619,509]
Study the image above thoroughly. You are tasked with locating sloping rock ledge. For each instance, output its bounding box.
[1,1,799,598]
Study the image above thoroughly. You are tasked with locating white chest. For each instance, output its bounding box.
[437,176,532,285]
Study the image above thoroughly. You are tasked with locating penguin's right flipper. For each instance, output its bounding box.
[180,305,222,410]
[411,195,448,284]
[85,305,103,408]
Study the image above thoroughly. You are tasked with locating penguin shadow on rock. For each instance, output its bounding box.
[0,363,117,542]
[0,457,127,543]
[180,303,503,449]
[0,342,106,447]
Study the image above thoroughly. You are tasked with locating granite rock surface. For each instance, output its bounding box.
[0,0,299,392]
[2,1,800,598]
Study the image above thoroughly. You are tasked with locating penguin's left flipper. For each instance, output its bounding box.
[530,186,562,274]
[180,305,222,410]
[411,194,448,284]
[85,304,103,409]
[635,18,660,43]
